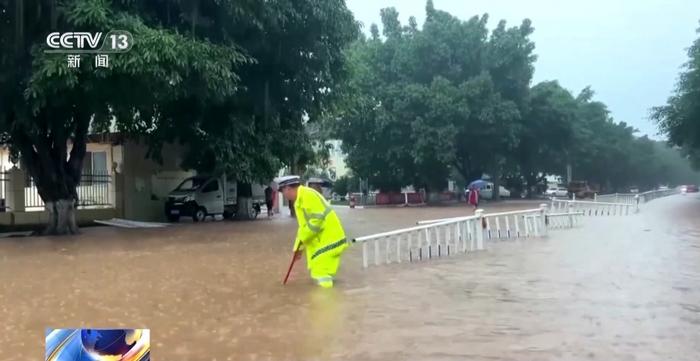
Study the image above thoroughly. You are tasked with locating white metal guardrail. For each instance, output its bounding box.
[551,199,634,216]
[594,193,637,205]
[639,189,678,203]
[351,189,679,270]
[595,189,679,205]
[546,211,584,229]
[353,205,551,269]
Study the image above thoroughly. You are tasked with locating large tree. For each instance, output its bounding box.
[1,0,247,234]
[0,0,358,234]
[333,2,535,193]
[515,81,576,196]
[652,22,700,168]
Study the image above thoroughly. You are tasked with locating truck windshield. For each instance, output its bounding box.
[175,177,208,191]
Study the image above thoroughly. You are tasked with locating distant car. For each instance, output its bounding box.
[478,183,511,199]
[545,187,568,197]
[629,188,639,193]
[686,185,698,193]
[567,180,597,199]
[659,186,669,191]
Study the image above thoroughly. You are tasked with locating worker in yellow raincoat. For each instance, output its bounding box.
[276,175,348,288]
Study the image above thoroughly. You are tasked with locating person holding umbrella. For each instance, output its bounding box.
[467,179,485,210]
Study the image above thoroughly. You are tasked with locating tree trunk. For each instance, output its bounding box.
[524,173,537,198]
[13,109,89,235]
[491,164,501,200]
[44,200,79,235]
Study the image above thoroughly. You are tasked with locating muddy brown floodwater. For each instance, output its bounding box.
[1,198,699,360]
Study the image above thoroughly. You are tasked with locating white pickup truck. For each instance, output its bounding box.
[164,175,265,222]
[468,182,511,199]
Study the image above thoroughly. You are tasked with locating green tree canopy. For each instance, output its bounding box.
[331,2,698,195]
[653,22,700,168]
[0,0,358,234]
[333,2,535,192]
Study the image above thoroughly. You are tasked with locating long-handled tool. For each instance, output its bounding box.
[282,248,302,285]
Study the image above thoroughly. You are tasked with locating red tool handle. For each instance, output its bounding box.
[282,250,301,285]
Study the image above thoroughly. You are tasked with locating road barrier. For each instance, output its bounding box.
[352,205,566,269]
[639,189,678,203]
[546,211,585,229]
[594,193,637,205]
[551,199,634,216]
[594,189,678,206]
[352,189,679,270]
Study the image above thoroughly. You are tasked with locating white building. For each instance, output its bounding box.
[325,140,349,181]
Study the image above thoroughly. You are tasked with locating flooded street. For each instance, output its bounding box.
[1,197,699,360]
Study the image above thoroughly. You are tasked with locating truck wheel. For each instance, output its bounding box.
[167,214,180,223]
[193,207,207,222]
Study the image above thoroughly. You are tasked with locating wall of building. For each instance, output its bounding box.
[0,147,12,171]
[118,140,194,222]
[0,139,193,225]
[0,208,118,227]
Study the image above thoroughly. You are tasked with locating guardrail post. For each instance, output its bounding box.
[475,209,485,250]
[634,194,640,213]
[540,204,548,237]
[396,235,402,263]
[567,201,574,227]
[362,242,368,269]
[594,193,597,202]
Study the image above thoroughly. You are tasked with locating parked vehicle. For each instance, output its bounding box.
[545,187,568,197]
[164,175,264,222]
[686,184,698,193]
[477,182,511,199]
[567,181,597,199]
[659,185,669,191]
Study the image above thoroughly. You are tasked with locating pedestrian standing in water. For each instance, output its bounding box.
[276,175,348,288]
[468,186,480,211]
[264,184,274,217]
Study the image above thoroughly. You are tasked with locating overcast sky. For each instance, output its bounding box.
[345,0,700,139]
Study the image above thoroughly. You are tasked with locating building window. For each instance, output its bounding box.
[82,151,108,175]
[19,151,109,187]
[82,151,108,185]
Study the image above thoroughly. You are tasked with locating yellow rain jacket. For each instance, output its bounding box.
[293,185,348,286]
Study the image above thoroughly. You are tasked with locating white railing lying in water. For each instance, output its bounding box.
[546,211,585,229]
[551,199,634,216]
[353,206,554,269]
